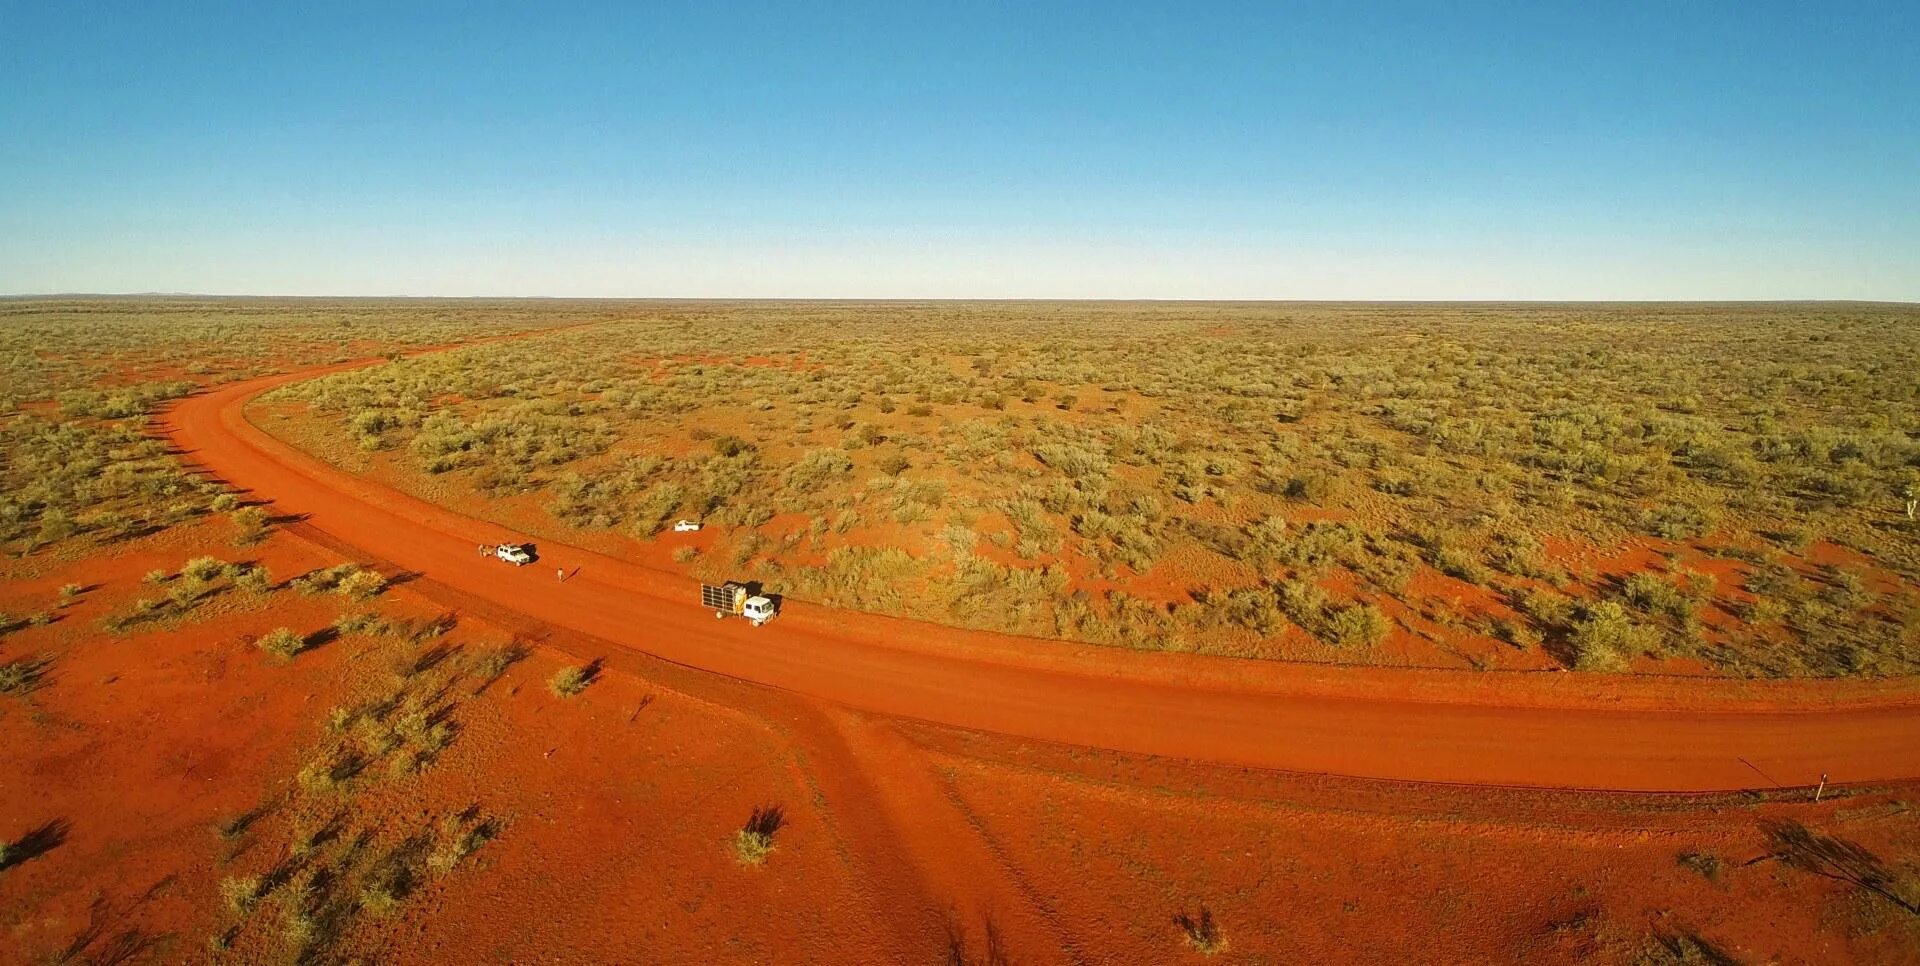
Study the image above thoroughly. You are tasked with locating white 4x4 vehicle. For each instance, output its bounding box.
[494,543,533,566]
[740,595,776,626]
[672,520,703,532]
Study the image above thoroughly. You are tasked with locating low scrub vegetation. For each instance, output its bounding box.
[1174,906,1225,955]
[547,661,596,697]
[734,804,785,866]
[99,556,273,634]
[233,301,1917,676]
[0,298,578,563]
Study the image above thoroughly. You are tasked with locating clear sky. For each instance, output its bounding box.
[3,1,1916,299]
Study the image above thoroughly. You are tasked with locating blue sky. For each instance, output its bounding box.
[2,1,1915,298]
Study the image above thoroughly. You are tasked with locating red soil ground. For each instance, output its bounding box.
[167,361,1920,794]
[7,341,1920,962]
[7,523,1918,961]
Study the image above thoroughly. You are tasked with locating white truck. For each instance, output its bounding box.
[701,581,778,627]
[493,543,534,566]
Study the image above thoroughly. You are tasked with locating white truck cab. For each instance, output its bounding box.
[741,596,777,626]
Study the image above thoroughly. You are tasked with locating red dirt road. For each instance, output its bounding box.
[162,362,1920,794]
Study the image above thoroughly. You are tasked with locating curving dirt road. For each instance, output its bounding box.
[162,359,1920,794]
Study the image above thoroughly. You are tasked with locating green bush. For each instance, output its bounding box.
[256,627,305,660]
[734,805,784,866]
[336,569,387,600]
[548,664,592,697]
[1329,602,1390,647]
[1566,601,1658,671]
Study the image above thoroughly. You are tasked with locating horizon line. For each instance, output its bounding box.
[4,292,1917,306]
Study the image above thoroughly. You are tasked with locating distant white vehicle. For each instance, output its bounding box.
[494,543,534,566]
[672,520,703,532]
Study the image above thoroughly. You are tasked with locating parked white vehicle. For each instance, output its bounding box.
[494,543,533,566]
[672,519,703,532]
[701,581,779,627]
[740,595,777,625]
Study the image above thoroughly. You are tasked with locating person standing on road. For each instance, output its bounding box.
[556,567,566,583]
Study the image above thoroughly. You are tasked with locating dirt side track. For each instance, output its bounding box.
[161,360,1920,794]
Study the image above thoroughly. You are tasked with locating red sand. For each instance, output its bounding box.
[160,360,1920,794]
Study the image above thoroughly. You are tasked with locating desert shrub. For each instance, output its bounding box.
[332,611,384,637]
[1240,515,1290,568]
[1487,531,1556,579]
[1328,602,1391,647]
[336,568,387,600]
[0,659,45,694]
[235,565,273,594]
[231,506,270,544]
[1207,587,1286,637]
[1519,588,1575,628]
[1566,601,1658,671]
[1285,472,1338,504]
[290,564,359,595]
[1432,546,1490,586]
[256,627,305,660]
[734,805,784,866]
[784,449,853,493]
[712,434,755,458]
[1174,906,1224,955]
[548,664,592,697]
[220,875,263,915]
[428,810,498,874]
[1622,573,1696,622]
[181,555,227,583]
[1276,578,1331,638]
[295,748,360,792]
[1676,850,1721,882]
[1641,502,1716,540]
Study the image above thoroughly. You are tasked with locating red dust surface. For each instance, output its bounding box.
[163,361,1920,794]
[8,339,1920,963]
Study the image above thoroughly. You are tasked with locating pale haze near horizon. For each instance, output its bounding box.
[3,2,1916,301]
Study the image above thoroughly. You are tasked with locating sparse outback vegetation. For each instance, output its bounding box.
[0,298,573,562]
[734,805,785,866]
[263,301,1919,677]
